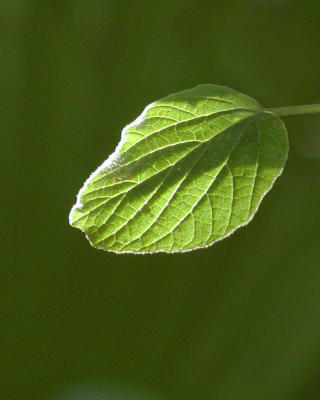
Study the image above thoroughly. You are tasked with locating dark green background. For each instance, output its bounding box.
[2,0,320,399]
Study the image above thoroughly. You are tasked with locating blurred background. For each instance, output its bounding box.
[2,0,320,399]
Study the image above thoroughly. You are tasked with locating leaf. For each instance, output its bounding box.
[69,84,288,254]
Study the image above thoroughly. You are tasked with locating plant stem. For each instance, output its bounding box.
[266,104,320,116]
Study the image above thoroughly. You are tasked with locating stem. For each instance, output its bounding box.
[266,103,320,116]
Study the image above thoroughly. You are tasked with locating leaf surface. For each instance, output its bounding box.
[69,84,288,253]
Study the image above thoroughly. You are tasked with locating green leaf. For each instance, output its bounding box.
[69,84,288,254]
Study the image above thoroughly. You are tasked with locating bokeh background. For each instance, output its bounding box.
[2,0,320,399]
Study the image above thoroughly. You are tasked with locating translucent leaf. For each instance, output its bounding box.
[69,84,288,253]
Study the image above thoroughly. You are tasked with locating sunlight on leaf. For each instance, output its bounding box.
[69,84,288,253]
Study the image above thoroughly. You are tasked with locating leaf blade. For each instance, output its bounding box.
[69,85,288,254]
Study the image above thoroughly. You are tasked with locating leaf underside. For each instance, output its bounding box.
[69,84,288,254]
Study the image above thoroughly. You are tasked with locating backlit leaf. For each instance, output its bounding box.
[69,84,288,253]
